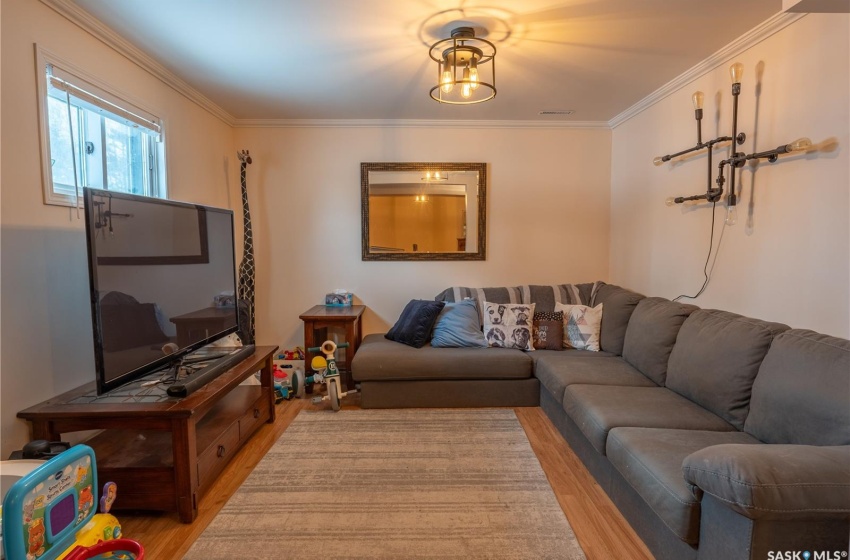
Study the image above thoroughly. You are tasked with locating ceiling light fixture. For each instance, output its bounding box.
[429,27,496,105]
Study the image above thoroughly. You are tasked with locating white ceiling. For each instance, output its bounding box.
[70,0,781,121]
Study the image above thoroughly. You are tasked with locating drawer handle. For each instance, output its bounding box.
[253,408,260,419]
[217,445,226,458]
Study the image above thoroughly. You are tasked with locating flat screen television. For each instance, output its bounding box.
[83,188,239,394]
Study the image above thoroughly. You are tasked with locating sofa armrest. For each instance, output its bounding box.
[682,444,850,520]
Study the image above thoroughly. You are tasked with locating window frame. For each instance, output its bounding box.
[35,45,168,207]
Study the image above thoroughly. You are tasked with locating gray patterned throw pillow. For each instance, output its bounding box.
[482,302,536,351]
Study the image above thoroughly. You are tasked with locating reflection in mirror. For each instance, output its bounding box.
[361,163,486,261]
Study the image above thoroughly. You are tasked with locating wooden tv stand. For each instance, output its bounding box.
[17,345,278,523]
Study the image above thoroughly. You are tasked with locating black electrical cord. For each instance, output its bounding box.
[674,201,719,302]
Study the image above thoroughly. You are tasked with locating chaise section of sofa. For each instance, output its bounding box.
[352,333,538,408]
[354,282,606,408]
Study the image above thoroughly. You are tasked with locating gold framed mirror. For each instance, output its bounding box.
[361,162,486,261]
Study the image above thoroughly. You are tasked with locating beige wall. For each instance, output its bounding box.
[233,126,612,350]
[0,0,237,455]
[610,14,850,338]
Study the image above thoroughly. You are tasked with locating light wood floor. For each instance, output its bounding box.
[120,395,653,559]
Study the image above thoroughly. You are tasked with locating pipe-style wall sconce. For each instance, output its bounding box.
[656,62,812,225]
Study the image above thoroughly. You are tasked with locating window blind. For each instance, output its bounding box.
[47,64,162,139]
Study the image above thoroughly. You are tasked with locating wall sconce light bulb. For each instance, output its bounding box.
[665,197,676,207]
[729,62,744,84]
[692,91,704,110]
[786,137,813,152]
[725,205,738,226]
[653,156,665,166]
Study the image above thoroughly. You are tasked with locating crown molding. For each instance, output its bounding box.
[608,11,807,129]
[232,118,611,129]
[39,0,236,126]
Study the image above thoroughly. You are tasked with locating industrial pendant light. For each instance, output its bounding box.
[429,27,496,105]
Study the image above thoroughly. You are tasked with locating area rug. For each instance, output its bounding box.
[185,409,585,559]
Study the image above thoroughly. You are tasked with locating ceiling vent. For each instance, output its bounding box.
[538,110,575,116]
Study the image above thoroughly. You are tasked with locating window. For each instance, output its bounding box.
[37,50,166,206]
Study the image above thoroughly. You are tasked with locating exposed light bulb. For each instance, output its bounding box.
[653,156,665,166]
[725,204,738,226]
[434,172,442,180]
[786,137,812,152]
[729,62,744,84]
[665,197,676,207]
[440,69,453,93]
[469,59,480,90]
[460,66,473,98]
[692,91,704,110]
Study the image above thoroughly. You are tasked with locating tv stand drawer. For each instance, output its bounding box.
[197,421,240,490]
[240,394,270,440]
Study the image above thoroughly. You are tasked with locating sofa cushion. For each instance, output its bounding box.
[535,355,656,403]
[519,283,591,313]
[589,283,645,355]
[532,311,564,350]
[666,310,789,430]
[482,302,535,350]
[622,297,698,386]
[531,348,617,361]
[607,428,760,544]
[744,329,850,445]
[562,385,735,455]
[556,303,604,351]
[385,299,445,348]
[682,444,850,521]
[430,299,487,348]
[434,286,522,324]
[352,334,532,382]
[434,284,598,316]
[434,285,523,305]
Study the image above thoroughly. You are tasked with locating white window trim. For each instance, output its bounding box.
[34,44,169,207]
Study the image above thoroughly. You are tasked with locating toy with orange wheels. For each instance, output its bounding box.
[290,340,358,411]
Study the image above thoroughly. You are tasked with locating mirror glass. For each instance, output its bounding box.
[361,163,486,261]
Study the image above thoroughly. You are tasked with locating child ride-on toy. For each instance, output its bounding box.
[290,340,358,411]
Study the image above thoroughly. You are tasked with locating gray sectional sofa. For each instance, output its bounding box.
[351,282,850,559]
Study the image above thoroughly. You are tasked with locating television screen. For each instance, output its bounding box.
[83,188,239,394]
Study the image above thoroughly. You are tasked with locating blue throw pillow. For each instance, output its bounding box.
[431,299,487,348]
[385,299,446,348]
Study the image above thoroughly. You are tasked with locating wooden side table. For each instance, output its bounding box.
[300,305,365,390]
